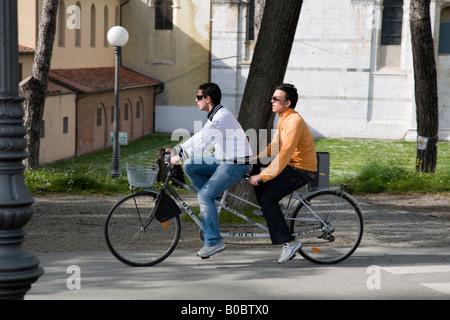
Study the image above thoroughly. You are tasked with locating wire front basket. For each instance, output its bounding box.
[126,163,159,188]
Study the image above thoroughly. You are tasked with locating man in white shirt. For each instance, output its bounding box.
[171,83,252,258]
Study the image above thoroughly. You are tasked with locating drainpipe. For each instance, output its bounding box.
[120,0,130,25]
[209,1,213,82]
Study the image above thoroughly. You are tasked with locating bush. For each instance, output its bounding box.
[345,160,449,194]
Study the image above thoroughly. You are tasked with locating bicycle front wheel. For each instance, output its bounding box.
[105,191,181,267]
[288,189,363,264]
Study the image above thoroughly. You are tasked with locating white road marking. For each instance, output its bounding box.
[421,283,450,295]
[381,265,450,274]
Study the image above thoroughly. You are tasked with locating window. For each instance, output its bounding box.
[439,7,450,54]
[96,107,102,126]
[58,0,66,46]
[63,117,69,134]
[381,0,403,45]
[124,103,129,121]
[104,6,109,47]
[247,0,255,41]
[136,101,141,119]
[75,2,82,46]
[155,0,173,30]
[90,4,96,47]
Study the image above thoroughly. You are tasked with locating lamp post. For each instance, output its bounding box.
[107,26,129,178]
[0,0,43,299]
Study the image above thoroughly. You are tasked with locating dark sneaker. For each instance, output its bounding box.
[197,240,226,259]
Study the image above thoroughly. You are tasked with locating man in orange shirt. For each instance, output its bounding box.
[249,83,317,263]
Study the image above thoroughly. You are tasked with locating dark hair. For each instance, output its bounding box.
[276,83,298,108]
[199,82,222,106]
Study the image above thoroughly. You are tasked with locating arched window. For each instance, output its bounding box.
[104,6,109,47]
[58,0,66,46]
[90,4,96,47]
[155,0,173,30]
[439,7,450,54]
[75,1,82,46]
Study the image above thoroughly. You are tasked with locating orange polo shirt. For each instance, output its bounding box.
[258,108,317,182]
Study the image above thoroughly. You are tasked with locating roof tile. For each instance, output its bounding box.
[49,67,161,93]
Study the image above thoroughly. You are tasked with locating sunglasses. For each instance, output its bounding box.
[271,96,286,102]
[196,95,204,100]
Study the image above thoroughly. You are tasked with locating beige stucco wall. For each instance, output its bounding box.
[19,54,34,81]
[18,0,120,68]
[18,0,37,48]
[17,0,160,164]
[122,0,211,108]
[51,0,120,68]
[39,91,77,164]
[76,86,156,156]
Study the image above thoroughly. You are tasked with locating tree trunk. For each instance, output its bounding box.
[410,0,438,173]
[228,0,303,207]
[19,0,58,169]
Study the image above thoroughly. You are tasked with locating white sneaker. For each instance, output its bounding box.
[197,240,226,259]
[278,239,302,263]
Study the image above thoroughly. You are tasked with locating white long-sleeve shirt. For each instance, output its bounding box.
[174,104,252,163]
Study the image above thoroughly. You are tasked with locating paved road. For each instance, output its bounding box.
[24,195,450,302]
[26,246,450,301]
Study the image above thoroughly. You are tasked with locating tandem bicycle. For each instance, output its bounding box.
[104,155,364,267]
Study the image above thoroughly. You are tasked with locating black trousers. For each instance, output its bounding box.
[254,165,316,245]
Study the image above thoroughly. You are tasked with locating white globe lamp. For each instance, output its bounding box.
[107,26,129,47]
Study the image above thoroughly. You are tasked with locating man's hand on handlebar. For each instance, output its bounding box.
[170,155,181,165]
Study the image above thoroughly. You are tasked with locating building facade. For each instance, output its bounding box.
[122,0,211,133]
[17,0,450,166]
[18,0,161,164]
[123,0,449,142]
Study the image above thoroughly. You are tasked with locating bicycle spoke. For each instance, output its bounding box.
[289,189,363,264]
[105,192,181,267]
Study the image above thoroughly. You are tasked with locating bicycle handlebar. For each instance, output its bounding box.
[163,152,174,169]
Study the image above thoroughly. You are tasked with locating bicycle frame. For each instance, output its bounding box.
[149,168,334,240]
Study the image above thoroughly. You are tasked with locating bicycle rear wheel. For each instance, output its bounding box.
[105,191,181,266]
[288,189,363,264]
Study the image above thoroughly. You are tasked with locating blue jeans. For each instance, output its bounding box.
[183,153,251,246]
[254,165,316,245]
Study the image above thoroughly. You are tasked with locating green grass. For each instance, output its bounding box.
[315,138,449,194]
[25,134,178,194]
[25,135,449,195]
